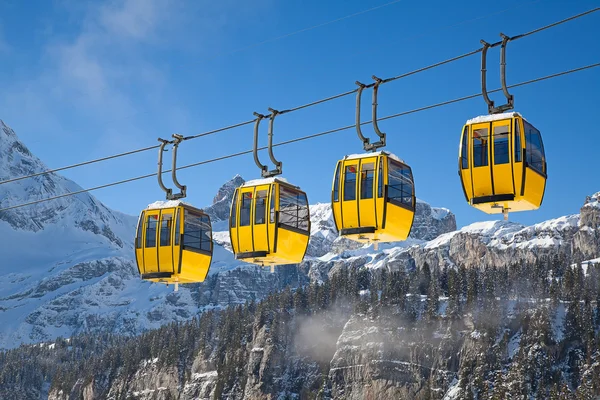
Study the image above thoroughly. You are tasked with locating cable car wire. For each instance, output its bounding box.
[1,61,597,213]
[0,6,597,188]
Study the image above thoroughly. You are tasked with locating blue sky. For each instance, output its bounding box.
[0,0,598,229]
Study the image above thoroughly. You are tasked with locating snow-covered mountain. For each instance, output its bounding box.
[0,120,455,350]
[2,118,598,357]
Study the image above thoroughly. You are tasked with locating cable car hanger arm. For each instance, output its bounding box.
[156,135,186,200]
[481,33,514,114]
[355,77,386,152]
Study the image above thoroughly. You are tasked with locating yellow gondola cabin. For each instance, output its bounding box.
[331,151,416,245]
[458,112,547,218]
[229,177,310,267]
[135,200,213,286]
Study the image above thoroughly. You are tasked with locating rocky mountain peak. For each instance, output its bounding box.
[204,175,245,222]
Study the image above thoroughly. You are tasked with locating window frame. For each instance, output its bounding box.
[472,127,489,168]
[333,162,341,202]
[277,184,310,235]
[240,191,253,227]
[159,213,173,247]
[386,158,415,211]
[493,124,510,165]
[254,189,268,225]
[514,119,522,163]
[230,189,238,228]
[343,164,357,201]
[135,211,145,249]
[145,214,158,248]
[460,126,469,170]
[360,162,375,200]
[182,210,212,255]
[523,120,546,176]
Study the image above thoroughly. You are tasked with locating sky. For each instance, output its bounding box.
[0,0,599,229]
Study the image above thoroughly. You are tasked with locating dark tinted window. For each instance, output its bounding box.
[230,190,238,228]
[514,120,522,162]
[240,192,252,227]
[344,165,357,201]
[377,158,384,198]
[145,215,157,248]
[493,125,510,165]
[333,163,341,202]
[183,211,211,252]
[279,186,310,232]
[360,162,375,199]
[388,159,414,210]
[461,126,468,169]
[473,128,488,167]
[255,190,267,225]
[524,121,545,174]
[136,212,144,249]
[270,185,276,223]
[160,213,172,247]
[174,209,180,245]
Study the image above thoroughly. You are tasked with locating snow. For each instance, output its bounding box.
[146,199,194,209]
[442,378,461,400]
[431,207,450,221]
[241,176,291,187]
[465,111,524,124]
[342,150,406,163]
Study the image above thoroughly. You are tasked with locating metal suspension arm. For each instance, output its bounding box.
[371,75,386,148]
[157,138,173,199]
[355,81,371,151]
[480,39,495,114]
[252,112,269,176]
[498,32,514,112]
[266,108,283,177]
[169,134,186,200]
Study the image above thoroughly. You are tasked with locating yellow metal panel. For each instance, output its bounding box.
[380,202,414,242]
[332,161,342,232]
[142,210,160,274]
[135,211,145,275]
[266,226,309,265]
[470,122,492,198]
[237,187,255,253]
[230,189,239,255]
[341,161,359,229]
[459,125,474,201]
[172,207,181,278]
[268,184,276,254]
[376,156,385,230]
[491,120,514,196]
[358,157,377,229]
[158,210,175,276]
[252,185,270,254]
[523,168,546,209]
[180,251,210,283]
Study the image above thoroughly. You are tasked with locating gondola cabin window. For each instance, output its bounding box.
[514,120,522,162]
[136,212,144,248]
[255,190,268,225]
[333,163,341,202]
[174,209,180,245]
[240,192,252,227]
[183,211,211,252]
[524,121,545,175]
[378,158,384,198]
[493,125,510,164]
[388,159,414,210]
[279,186,309,232]
[160,213,172,246]
[270,186,276,223]
[473,128,489,167]
[230,191,238,228]
[146,215,158,247]
[360,162,375,199]
[344,165,357,201]
[461,126,469,169]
